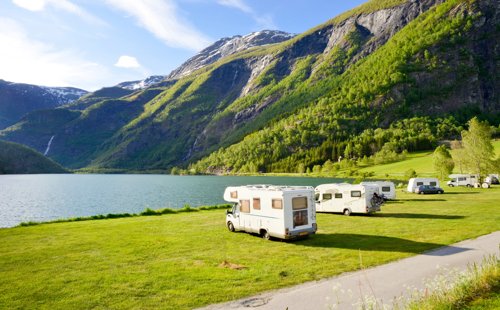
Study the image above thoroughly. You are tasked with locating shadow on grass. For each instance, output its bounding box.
[373,213,465,219]
[300,233,471,255]
[446,192,480,195]
[397,199,446,202]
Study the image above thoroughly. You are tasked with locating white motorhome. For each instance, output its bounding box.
[224,185,317,240]
[407,178,440,193]
[360,181,396,200]
[446,174,480,187]
[314,183,383,216]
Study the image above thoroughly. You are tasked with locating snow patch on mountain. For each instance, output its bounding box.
[166,30,295,80]
[116,75,165,90]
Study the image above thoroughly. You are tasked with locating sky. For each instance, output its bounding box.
[0,0,367,91]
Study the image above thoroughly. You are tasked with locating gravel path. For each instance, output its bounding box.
[200,231,500,310]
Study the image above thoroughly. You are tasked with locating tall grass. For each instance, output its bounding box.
[407,255,500,309]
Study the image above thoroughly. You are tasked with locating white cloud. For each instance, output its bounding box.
[12,0,45,11]
[216,0,275,29]
[105,0,212,51]
[0,17,110,90]
[12,0,106,26]
[115,55,141,69]
[217,0,251,13]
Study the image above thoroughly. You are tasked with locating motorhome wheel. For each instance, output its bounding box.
[343,209,351,216]
[227,222,235,232]
[262,230,271,240]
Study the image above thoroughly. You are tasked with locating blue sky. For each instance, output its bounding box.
[0,0,366,91]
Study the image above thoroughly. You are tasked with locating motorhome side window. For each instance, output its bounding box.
[351,191,361,198]
[230,191,238,199]
[458,177,466,181]
[322,193,332,201]
[430,182,437,186]
[416,182,423,186]
[240,200,250,213]
[272,199,283,209]
[253,198,261,210]
[334,193,343,199]
[382,186,390,192]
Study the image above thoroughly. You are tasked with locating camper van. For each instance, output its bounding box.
[360,181,396,200]
[224,185,317,240]
[407,178,440,193]
[447,174,480,187]
[314,183,383,216]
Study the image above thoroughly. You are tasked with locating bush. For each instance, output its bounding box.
[405,168,417,179]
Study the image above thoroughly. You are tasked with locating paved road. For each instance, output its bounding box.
[201,231,500,310]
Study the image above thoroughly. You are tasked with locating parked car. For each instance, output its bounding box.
[415,185,444,194]
[485,174,499,185]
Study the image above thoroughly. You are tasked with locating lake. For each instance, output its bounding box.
[0,174,347,228]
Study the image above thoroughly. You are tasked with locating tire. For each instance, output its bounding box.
[262,230,271,240]
[448,184,454,187]
[227,222,235,232]
[437,190,443,194]
[419,191,424,195]
[466,184,472,188]
[343,209,351,216]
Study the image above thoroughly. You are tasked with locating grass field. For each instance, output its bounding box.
[358,140,500,179]
[1,186,499,309]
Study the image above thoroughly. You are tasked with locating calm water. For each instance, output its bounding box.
[0,174,347,228]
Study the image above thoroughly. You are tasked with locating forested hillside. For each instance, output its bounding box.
[0,0,498,173]
[0,140,67,174]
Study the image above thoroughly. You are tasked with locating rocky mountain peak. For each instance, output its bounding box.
[166,30,294,80]
[116,75,166,90]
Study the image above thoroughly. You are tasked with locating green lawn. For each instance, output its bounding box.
[1,186,499,309]
[358,140,500,179]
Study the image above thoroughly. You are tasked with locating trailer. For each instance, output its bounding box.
[407,178,440,193]
[360,181,396,200]
[314,183,383,216]
[224,185,317,240]
[446,174,480,187]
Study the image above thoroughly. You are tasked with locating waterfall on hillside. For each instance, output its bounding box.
[44,135,55,156]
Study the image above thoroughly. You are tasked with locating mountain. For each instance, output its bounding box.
[166,30,295,80]
[116,75,166,90]
[0,140,67,174]
[0,80,88,129]
[0,0,498,173]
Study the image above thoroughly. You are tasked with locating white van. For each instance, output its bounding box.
[360,181,396,200]
[407,178,440,193]
[314,183,383,216]
[224,185,317,240]
[447,174,480,187]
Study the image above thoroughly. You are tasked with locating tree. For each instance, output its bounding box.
[433,145,454,179]
[450,140,466,173]
[460,117,495,178]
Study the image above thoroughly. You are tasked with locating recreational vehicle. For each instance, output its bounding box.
[407,178,439,193]
[446,174,480,187]
[314,183,383,216]
[360,181,396,200]
[224,185,317,240]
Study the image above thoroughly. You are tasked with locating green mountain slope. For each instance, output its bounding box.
[0,0,498,172]
[191,0,499,173]
[0,140,67,174]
